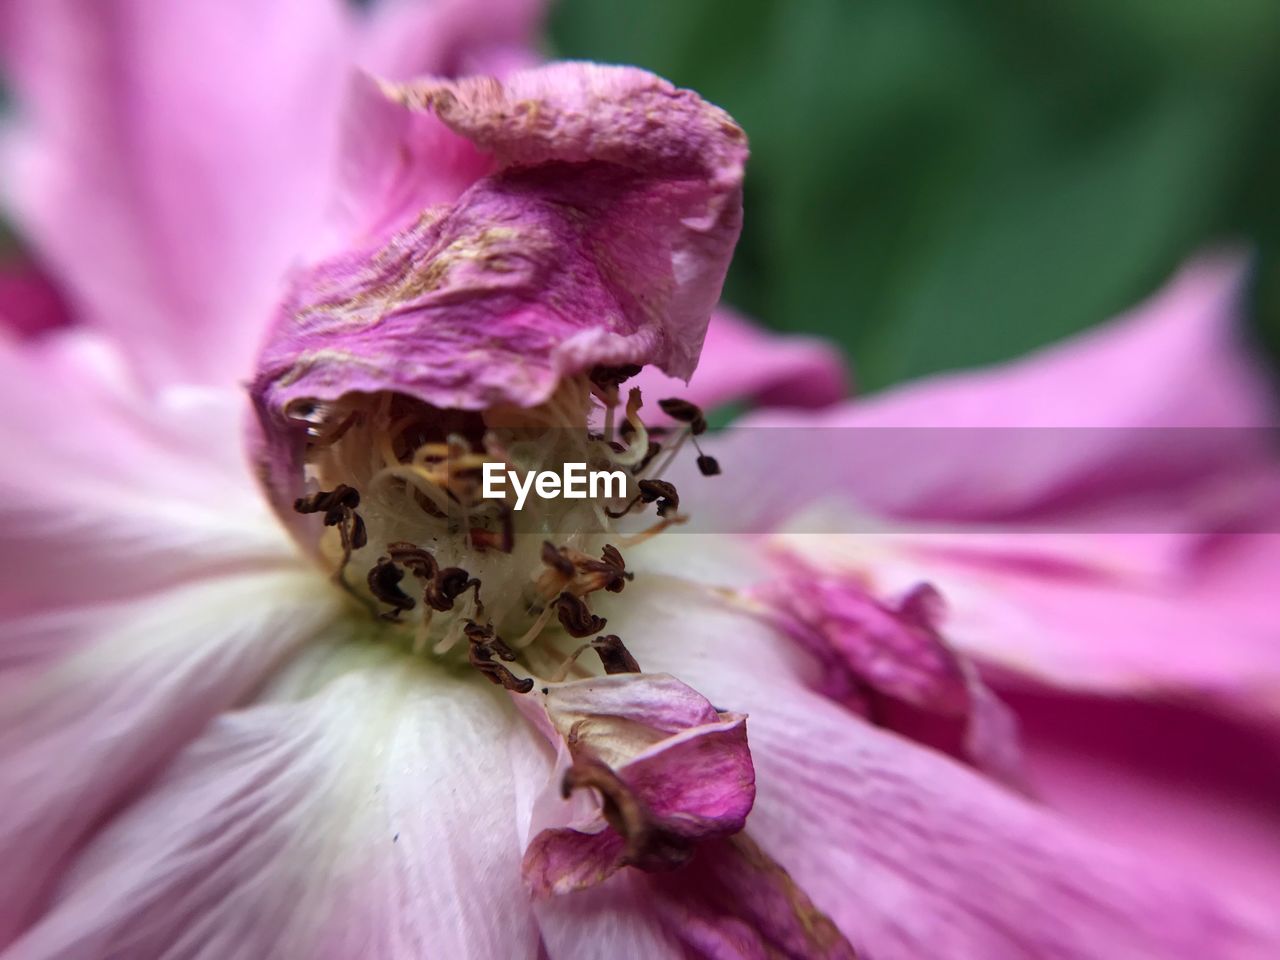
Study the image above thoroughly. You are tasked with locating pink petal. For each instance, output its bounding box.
[1004,689,1280,907]
[0,259,71,338]
[772,526,1280,716]
[752,568,1024,786]
[518,673,754,895]
[357,0,545,82]
[630,306,850,416]
[642,835,858,960]
[0,0,350,387]
[0,331,292,623]
[708,254,1275,529]
[252,63,747,444]
[8,660,545,959]
[603,561,1279,957]
[0,330,334,944]
[0,568,344,948]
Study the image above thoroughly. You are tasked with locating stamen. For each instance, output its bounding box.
[657,397,707,435]
[556,592,607,638]
[366,557,416,621]
[466,621,533,693]
[294,377,717,682]
[590,634,641,674]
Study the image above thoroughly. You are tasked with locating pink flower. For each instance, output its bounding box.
[1,3,1276,960]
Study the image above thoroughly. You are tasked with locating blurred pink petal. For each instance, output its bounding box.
[1006,690,1280,906]
[0,260,71,337]
[7,662,546,959]
[722,254,1274,525]
[608,564,1279,959]
[358,0,545,81]
[753,571,1023,786]
[0,0,351,387]
[631,306,850,416]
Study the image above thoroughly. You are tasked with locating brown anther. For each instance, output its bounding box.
[366,557,416,620]
[589,363,643,389]
[578,543,633,593]
[556,592,607,638]
[468,641,534,693]
[591,634,641,674]
[637,479,680,518]
[348,513,369,549]
[296,485,368,573]
[657,398,707,435]
[696,454,721,477]
[293,484,360,515]
[541,540,576,578]
[387,542,439,580]
[425,566,482,614]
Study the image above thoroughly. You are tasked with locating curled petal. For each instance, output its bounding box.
[252,63,747,503]
[753,568,1024,786]
[518,673,755,895]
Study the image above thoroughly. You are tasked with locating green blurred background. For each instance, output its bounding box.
[551,0,1280,389]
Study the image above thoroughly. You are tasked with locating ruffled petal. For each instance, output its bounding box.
[0,0,350,387]
[251,63,747,442]
[605,557,1279,958]
[752,570,1023,786]
[771,524,1280,716]
[7,655,545,959]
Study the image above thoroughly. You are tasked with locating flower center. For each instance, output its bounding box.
[287,367,719,690]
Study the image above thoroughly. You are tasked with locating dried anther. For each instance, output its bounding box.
[467,622,532,692]
[591,634,641,674]
[293,484,360,518]
[638,479,680,518]
[578,543,633,593]
[295,484,368,568]
[657,398,707,435]
[387,542,439,580]
[589,364,644,389]
[367,558,416,621]
[696,454,721,477]
[541,540,576,578]
[556,592,607,638]
[425,566,482,613]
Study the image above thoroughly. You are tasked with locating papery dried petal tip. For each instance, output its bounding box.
[250,62,747,510]
[519,674,756,896]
